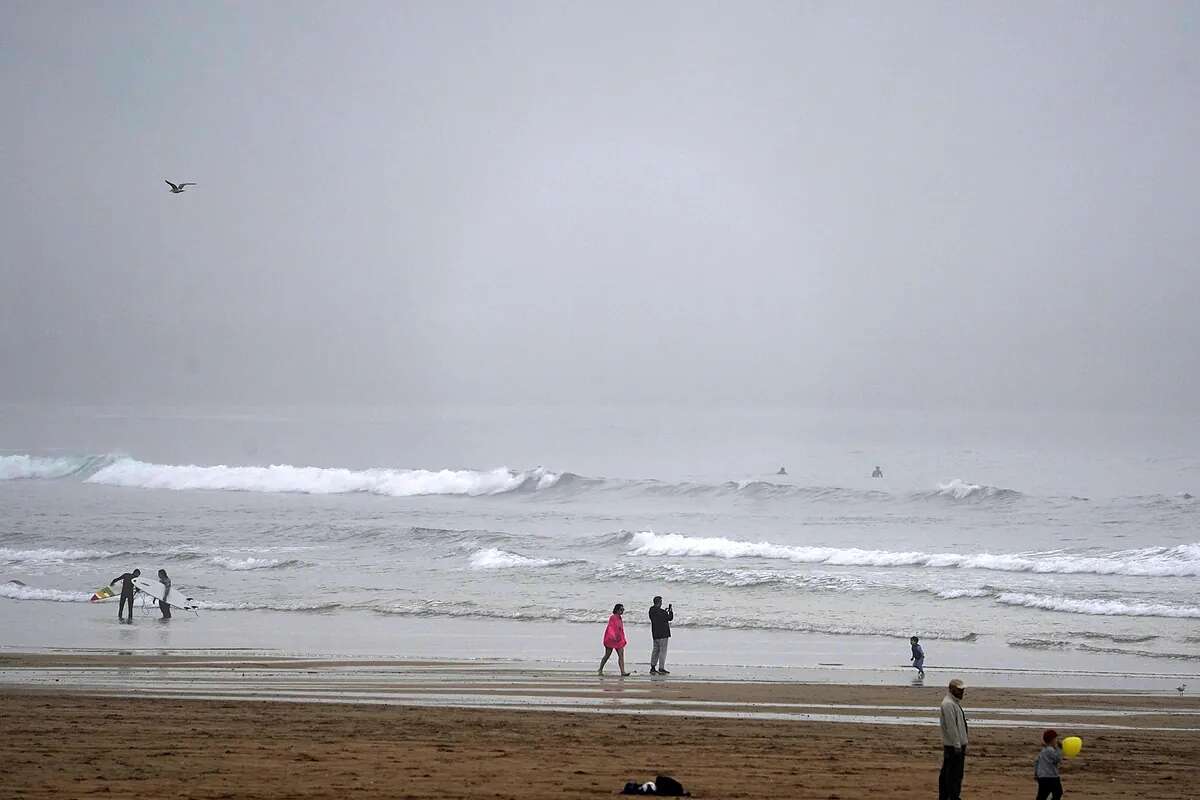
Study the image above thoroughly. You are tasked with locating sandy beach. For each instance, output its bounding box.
[2,654,1197,799]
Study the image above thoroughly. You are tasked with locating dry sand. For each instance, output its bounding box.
[1,654,1197,799]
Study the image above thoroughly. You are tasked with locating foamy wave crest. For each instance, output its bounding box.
[0,547,120,564]
[933,588,992,599]
[626,532,1200,577]
[0,582,89,603]
[996,592,1200,618]
[194,599,342,612]
[0,454,114,480]
[86,458,560,497]
[922,479,1022,502]
[207,556,303,571]
[468,547,564,569]
[378,600,596,623]
[597,562,865,592]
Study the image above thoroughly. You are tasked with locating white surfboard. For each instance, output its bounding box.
[132,576,199,612]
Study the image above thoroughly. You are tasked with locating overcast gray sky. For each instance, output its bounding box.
[2,1,1197,411]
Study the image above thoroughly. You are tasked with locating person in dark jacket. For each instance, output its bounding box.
[109,569,141,623]
[648,596,674,674]
[157,568,172,620]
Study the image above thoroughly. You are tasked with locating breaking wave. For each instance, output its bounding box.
[596,562,867,592]
[0,454,115,480]
[207,556,304,571]
[996,592,1200,618]
[193,599,342,612]
[920,479,1022,502]
[468,548,561,570]
[85,458,561,497]
[2,452,1037,507]
[932,588,992,599]
[0,582,88,602]
[625,532,1200,577]
[0,547,122,564]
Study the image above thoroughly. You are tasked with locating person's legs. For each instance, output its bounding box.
[938,747,952,800]
[617,647,627,675]
[650,639,662,671]
[658,638,669,672]
[160,600,171,619]
[599,647,613,674]
[119,592,132,622]
[950,748,965,800]
[939,747,964,800]
[1036,777,1063,800]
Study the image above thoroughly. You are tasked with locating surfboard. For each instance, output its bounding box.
[89,585,116,602]
[132,576,199,612]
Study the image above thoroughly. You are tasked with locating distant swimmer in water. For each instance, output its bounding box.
[777,467,787,475]
[872,466,884,478]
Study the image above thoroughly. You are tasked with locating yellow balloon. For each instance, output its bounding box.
[1062,736,1082,758]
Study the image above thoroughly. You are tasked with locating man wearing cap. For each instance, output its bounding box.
[939,678,969,800]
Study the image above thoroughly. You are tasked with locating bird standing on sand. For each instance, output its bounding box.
[1178,683,1188,694]
[164,180,196,193]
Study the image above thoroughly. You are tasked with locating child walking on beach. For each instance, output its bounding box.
[910,636,925,678]
[1034,729,1064,800]
[598,603,630,676]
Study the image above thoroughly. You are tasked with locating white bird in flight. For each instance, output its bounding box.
[164,180,196,194]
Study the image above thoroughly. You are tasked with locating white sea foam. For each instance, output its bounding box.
[0,547,119,564]
[934,588,992,599]
[194,599,342,612]
[930,479,1019,501]
[0,583,89,602]
[207,556,300,571]
[996,592,1200,618]
[86,458,560,497]
[626,532,1200,577]
[468,547,557,569]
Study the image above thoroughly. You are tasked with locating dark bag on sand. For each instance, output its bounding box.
[620,775,690,796]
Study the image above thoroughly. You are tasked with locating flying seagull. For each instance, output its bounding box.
[165,180,196,193]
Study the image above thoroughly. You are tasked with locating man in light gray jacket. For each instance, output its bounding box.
[939,678,969,800]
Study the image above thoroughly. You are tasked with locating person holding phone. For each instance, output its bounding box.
[648,595,674,674]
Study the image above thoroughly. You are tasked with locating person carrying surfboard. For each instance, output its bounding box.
[109,569,141,623]
[157,569,172,620]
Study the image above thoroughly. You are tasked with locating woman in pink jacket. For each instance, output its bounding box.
[598,603,630,676]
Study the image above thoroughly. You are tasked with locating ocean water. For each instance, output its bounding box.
[1,404,1197,680]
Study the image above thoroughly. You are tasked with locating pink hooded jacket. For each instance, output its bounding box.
[603,613,627,649]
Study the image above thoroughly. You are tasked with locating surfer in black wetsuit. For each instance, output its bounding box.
[157,568,172,620]
[109,569,141,623]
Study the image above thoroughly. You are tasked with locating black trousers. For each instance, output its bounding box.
[939,746,966,800]
[1036,777,1063,800]
[159,600,171,619]
[118,591,134,620]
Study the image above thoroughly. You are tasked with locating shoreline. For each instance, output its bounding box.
[2,601,1196,691]
[1,653,1197,799]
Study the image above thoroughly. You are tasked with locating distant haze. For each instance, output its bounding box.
[2,2,1197,411]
